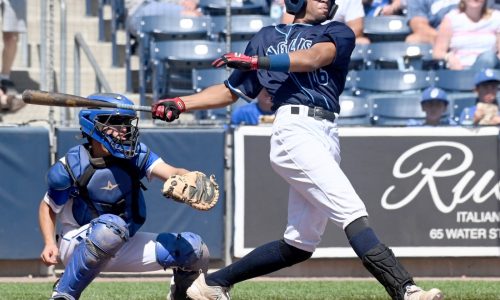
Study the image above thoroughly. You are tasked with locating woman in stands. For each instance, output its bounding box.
[433,0,500,70]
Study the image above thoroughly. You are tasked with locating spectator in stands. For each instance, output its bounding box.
[126,0,202,34]
[281,0,371,44]
[405,0,459,44]
[460,68,500,125]
[408,87,456,126]
[0,0,26,113]
[433,0,500,70]
[231,88,275,125]
[363,0,403,16]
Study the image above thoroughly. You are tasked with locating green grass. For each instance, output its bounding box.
[0,280,499,299]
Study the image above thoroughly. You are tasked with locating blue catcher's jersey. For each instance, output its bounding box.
[46,143,160,236]
[226,21,355,114]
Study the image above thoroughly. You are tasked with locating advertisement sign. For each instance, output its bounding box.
[233,126,500,258]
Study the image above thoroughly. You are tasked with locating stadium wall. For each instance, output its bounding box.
[0,126,499,277]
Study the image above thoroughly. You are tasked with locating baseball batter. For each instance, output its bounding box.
[39,93,210,300]
[151,0,444,299]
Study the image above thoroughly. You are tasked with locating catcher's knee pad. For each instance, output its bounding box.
[279,239,313,266]
[88,214,129,256]
[156,232,210,272]
[54,214,129,299]
[362,244,414,300]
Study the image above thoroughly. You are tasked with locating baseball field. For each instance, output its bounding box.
[1,278,499,299]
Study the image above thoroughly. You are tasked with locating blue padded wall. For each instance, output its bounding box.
[0,127,50,259]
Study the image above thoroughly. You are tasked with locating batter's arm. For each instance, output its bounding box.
[287,42,337,72]
[181,83,239,111]
[39,200,59,266]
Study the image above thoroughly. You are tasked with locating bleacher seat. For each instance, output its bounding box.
[449,94,476,123]
[210,15,275,41]
[356,69,431,94]
[192,68,233,120]
[151,40,225,102]
[338,95,372,126]
[230,40,249,53]
[363,16,411,42]
[199,0,269,15]
[433,69,477,93]
[349,44,367,70]
[344,70,360,96]
[365,42,433,70]
[128,15,211,104]
[371,94,426,126]
[192,68,231,92]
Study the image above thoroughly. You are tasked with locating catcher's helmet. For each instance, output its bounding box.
[285,0,337,19]
[79,93,139,159]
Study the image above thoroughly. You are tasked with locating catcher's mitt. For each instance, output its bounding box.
[162,171,219,211]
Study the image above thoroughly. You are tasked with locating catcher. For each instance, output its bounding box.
[38,93,219,300]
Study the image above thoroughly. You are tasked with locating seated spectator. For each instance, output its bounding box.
[363,0,403,16]
[126,0,202,34]
[405,0,459,44]
[460,69,500,125]
[281,0,371,44]
[231,88,274,125]
[408,87,456,126]
[433,0,500,70]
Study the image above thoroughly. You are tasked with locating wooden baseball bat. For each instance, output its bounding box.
[22,90,152,112]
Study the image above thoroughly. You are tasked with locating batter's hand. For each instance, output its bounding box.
[40,243,59,266]
[152,97,186,122]
[212,52,259,71]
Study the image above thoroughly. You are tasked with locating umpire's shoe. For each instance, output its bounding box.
[186,272,231,300]
[404,285,444,300]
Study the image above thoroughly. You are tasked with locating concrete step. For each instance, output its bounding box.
[23,41,118,71]
[27,18,102,45]
[30,0,90,18]
[16,67,126,96]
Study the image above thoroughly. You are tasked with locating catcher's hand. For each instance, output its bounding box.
[212,52,260,71]
[162,171,219,211]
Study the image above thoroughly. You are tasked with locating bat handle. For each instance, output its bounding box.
[116,103,152,112]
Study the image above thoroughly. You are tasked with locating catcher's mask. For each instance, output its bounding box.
[79,93,139,159]
[285,0,338,19]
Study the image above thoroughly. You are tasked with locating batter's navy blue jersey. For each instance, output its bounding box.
[225,21,355,114]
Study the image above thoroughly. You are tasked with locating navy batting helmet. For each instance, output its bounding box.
[284,0,306,15]
[285,0,337,19]
[79,93,140,159]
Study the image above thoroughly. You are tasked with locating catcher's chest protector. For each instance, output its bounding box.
[64,145,149,236]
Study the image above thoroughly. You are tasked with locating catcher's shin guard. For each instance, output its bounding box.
[156,232,209,272]
[54,214,129,299]
[361,244,414,300]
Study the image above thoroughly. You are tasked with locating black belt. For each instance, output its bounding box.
[290,106,336,122]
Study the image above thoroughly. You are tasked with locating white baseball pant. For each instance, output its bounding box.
[270,105,368,253]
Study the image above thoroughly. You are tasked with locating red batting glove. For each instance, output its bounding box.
[152,97,186,122]
[212,52,259,71]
